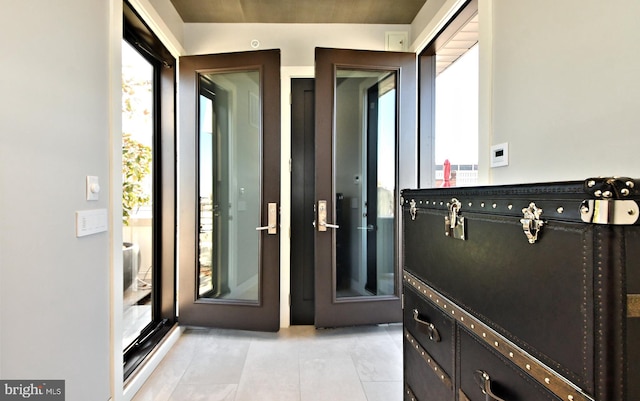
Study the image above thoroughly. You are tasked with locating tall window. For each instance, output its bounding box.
[419,0,478,188]
[122,1,176,379]
[122,38,154,350]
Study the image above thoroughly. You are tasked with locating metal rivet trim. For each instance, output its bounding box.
[405,384,418,401]
[404,329,452,390]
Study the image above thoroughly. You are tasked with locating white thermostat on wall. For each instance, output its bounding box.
[490,142,509,168]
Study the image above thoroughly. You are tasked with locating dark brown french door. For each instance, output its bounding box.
[177,50,281,331]
[314,48,417,327]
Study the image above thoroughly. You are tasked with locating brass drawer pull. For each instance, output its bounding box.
[412,309,441,342]
[474,370,507,401]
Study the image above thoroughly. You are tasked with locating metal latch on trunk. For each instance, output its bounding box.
[520,202,544,244]
[409,199,417,221]
[445,198,466,240]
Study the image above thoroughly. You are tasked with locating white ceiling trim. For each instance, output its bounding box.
[129,0,186,57]
[411,0,469,53]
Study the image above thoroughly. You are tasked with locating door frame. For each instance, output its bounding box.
[177,49,281,332]
[122,0,177,379]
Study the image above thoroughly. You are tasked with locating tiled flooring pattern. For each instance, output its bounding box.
[132,324,403,401]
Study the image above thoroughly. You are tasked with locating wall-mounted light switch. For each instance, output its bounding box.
[76,209,108,237]
[86,176,100,201]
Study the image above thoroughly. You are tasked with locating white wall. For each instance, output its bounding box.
[485,0,640,184]
[184,23,410,66]
[0,0,114,400]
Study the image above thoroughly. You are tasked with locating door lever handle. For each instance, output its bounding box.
[317,200,339,231]
[357,224,375,231]
[256,203,277,235]
[314,220,339,229]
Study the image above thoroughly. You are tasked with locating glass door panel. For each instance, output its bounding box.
[198,71,261,303]
[122,39,154,350]
[334,69,397,299]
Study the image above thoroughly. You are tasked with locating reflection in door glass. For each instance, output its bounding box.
[122,40,154,350]
[335,69,396,299]
[198,70,261,303]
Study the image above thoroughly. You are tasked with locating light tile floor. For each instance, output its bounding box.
[132,324,403,401]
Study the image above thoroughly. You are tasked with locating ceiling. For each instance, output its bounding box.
[170,0,428,24]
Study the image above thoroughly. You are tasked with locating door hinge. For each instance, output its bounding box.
[401,293,405,310]
[289,158,292,173]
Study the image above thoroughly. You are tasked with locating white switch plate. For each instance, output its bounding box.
[490,143,509,168]
[76,209,108,237]
[86,175,100,201]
